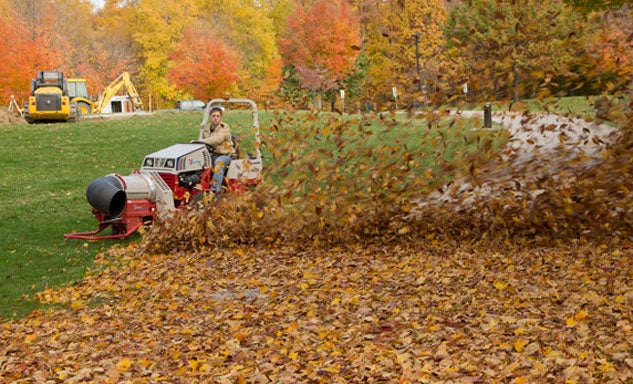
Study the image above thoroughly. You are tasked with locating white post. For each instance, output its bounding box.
[340,89,345,115]
[392,87,398,110]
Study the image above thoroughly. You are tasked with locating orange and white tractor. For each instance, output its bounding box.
[64,98,263,240]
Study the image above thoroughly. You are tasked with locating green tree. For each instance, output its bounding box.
[277,64,306,105]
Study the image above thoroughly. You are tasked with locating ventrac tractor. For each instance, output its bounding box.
[64,98,263,240]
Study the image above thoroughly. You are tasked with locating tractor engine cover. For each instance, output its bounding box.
[141,143,211,174]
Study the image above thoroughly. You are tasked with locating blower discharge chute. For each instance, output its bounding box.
[64,98,263,240]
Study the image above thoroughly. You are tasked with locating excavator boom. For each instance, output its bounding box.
[95,72,143,113]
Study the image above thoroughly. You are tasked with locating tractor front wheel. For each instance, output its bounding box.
[111,224,126,236]
[23,111,34,124]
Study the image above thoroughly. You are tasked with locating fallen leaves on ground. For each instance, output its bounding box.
[1,242,632,382]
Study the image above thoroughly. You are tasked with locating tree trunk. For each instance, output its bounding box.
[513,70,519,102]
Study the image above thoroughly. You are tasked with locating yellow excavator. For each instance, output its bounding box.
[94,72,144,113]
[66,72,144,115]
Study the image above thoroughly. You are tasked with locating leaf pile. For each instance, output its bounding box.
[2,241,632,382]
[0,107,27,125]
[145,103,633,253]
[142,112,425,253]
[412,110,633,245]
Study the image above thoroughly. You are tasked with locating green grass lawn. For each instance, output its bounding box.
[0,111,257,319]
[467,95,596,116]
[0,108,504,320]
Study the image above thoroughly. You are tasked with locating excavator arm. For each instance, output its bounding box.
[94,72,144,113]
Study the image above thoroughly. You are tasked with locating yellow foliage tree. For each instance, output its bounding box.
[198,0,281,100]
[129,0,199,106]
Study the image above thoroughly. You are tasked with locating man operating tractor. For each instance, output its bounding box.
[196,105,236,193]
[65,98,262,240]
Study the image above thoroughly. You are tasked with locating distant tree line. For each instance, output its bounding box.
[0,0,630,110]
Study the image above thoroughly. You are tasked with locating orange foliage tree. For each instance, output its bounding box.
[583,6,633,92]
[0,12,65,103]
[167,25,241,100]
[278,0,361,104]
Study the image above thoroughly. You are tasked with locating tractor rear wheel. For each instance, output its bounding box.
[112,224,127,236]
[190,191,215,208]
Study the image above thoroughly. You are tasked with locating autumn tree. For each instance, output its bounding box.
[167,22,241,100]
[197,0,281,102]
[352,0,399,107]
[349,0,447,108]
[37,0,124,96]
[444,0,579,101]
[0,0,136,101]
[0,3,66,102]
[80,15,138,94]
[278,0,361,108]
[581,6,633,94]
[127,0,199,106]
[261,0,293,38]
[566,0,633,12]
[395,0,448,100]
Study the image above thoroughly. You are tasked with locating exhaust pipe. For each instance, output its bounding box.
[86,175,127,217]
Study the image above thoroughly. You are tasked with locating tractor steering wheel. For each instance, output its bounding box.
[190,140,216,155]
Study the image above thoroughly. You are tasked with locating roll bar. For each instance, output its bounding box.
[199,98,260,144]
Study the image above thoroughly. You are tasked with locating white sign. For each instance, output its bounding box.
[340,89,345,99]
[392,87,398,98]
[463,83,468,94]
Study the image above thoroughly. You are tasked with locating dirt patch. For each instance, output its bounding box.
[0,107,27,125]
